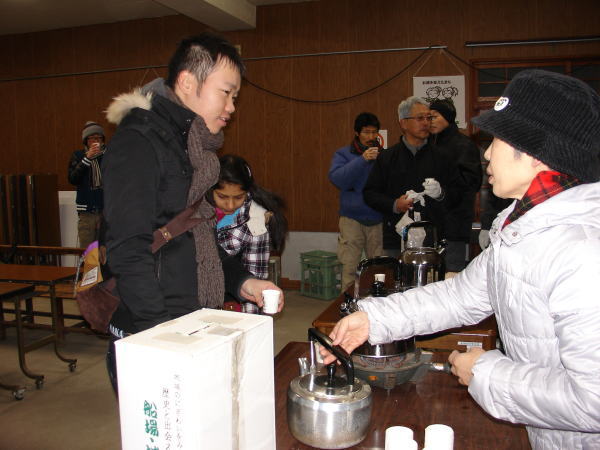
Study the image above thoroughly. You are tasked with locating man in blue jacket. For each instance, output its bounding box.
[329,112,383,290]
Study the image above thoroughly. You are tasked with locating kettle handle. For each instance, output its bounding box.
[402,220,438,246]
[308,328,355,386]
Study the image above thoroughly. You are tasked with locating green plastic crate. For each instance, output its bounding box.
[300,251,341,300]
[300,250,339,266]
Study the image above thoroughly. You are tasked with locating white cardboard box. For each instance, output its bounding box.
[115,309,275,450]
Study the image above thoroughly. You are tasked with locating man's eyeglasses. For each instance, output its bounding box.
[404,115,434,122]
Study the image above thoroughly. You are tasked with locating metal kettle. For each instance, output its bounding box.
[344,256,418,358]
[400,221,446,288]
[287,328,372,449]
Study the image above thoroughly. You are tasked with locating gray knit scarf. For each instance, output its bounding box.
[165,87,225,309]
[87,149,105,190]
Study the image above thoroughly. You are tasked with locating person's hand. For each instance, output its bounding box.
[362,147,379,161]
[422,178,442,199]
[406,189,426,207]
[448,347,485,386]
[394,194,414,212]
[240,279,284,312]
[86,142,102,159]
[321,311,370,365]
[99,245,107,265]
[478,229,490,250]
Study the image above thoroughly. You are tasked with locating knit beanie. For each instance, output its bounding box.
[430,99,456,125]
[82,121,104,145]
[471,69,600,182]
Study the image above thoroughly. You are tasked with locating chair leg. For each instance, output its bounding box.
[24,297,34,324]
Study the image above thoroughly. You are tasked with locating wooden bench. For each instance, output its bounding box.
[0,245,107,337]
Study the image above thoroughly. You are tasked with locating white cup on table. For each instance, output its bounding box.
[424,424,454,450]
[262,289,280,314]
[385,426,416,450]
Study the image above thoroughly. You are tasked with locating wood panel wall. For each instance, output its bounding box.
[1,0,599,232]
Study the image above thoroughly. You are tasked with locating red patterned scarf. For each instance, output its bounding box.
[502,171,581,229]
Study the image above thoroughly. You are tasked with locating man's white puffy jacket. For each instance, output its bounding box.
[359,182,600,449]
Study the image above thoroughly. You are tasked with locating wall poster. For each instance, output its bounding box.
[413,75,466,129]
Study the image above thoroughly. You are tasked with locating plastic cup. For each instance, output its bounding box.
[262,289,280,314]
[385,426,414,450]
[425,424,454,450]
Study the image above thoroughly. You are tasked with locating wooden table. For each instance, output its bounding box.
[274,342,530,449]
[0,282,34,400]
[313,290,498,351]
[0,265,78,388]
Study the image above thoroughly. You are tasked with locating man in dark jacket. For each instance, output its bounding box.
[102,33,283,391]
[430,100,482,272]
[67,121,105,249]
[364,96,460,257]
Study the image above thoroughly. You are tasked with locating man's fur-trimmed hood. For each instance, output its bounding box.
[105,78,168,125]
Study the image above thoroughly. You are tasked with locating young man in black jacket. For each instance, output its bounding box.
[102,33,283,391]
[67,121,105,249]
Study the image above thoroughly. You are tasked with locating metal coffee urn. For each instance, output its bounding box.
[399,221,446,288]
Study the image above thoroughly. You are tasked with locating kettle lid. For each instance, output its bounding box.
[299,372,353,397]
[401,247,442,265]
[293,372,370,402]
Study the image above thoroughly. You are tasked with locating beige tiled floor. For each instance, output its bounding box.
[0,290,332,450]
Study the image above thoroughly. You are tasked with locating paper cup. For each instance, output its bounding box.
[385,426,414,450]
[405,440,418,450]
[425,424,454,450]
[262,289,280,314]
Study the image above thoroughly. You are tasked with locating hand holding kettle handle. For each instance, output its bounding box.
[308,328,355,386]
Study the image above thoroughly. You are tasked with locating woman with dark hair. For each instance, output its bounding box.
[207,154,288,313]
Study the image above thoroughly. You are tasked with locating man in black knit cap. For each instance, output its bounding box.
[323,70,600,449]
[429,99,482,272]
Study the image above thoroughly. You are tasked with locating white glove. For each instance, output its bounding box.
[406,189,426,207]
[422,178,442,200]
[478,229,490,250]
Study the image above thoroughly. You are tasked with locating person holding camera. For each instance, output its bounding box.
[68,121,106,249]
[328,112,384,291]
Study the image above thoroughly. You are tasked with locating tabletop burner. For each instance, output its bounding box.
[352,350,431,392]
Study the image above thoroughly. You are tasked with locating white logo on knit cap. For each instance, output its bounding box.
[494,97,509,111]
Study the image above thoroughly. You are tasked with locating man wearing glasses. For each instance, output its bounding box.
[364,96,460,257]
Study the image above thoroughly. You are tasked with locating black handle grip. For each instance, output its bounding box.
[308,328,355,385]
[402,220,438,246]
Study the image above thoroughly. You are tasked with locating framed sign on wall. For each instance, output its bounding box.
[413,75,466,128]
